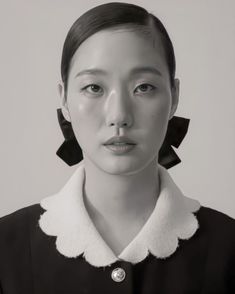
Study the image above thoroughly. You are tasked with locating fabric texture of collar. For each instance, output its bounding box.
[39,160,201,268]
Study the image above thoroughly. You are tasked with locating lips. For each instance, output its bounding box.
[103,136,136,145]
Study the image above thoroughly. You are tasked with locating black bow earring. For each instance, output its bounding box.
[56,108,190,169]
[56,108,83,166]
[158,115,190,169]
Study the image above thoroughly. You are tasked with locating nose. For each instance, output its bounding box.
[105,88,133,130]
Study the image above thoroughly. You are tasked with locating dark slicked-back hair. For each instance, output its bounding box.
[61,2,176,95]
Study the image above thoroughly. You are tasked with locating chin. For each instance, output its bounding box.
[95,155,156,176]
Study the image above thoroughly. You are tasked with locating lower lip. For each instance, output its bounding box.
[104,144,136,154]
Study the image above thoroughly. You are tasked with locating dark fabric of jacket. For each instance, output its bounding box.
[0,203,235,294]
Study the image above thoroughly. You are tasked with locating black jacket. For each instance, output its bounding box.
[0,203,235,294]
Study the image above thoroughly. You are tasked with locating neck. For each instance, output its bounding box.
[83,157,160,225]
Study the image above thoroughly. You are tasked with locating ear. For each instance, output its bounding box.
[169,78,180,120]
[58,81,71,122]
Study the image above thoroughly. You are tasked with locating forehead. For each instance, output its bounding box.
[69,27,168,79]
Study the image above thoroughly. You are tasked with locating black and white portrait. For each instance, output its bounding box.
[0,1,235,293]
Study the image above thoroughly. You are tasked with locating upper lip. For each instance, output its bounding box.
[103,136,136,145]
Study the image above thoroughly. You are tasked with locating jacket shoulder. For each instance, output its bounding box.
[196,205,235,244]
[0,204,44,248]
[0,203,42,225]
[197,205,235,226]
[0,205,45,291]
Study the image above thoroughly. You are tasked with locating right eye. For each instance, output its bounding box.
[81,84,103,95]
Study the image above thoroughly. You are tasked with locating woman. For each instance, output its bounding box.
[0,2,234,293]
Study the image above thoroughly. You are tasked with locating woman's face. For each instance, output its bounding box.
[59,28,179,175]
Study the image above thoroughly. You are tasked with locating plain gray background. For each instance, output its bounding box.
[0,0,235,218]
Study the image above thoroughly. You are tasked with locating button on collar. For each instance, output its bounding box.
[111,267,126,282]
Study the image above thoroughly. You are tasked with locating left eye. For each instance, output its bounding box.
[82,84,103,94]
[135,83,156,93]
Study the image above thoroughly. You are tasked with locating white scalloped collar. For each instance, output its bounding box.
[39,160,201,268]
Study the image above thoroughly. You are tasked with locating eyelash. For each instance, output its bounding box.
[80,83,156,96]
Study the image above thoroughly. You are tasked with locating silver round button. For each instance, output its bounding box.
[111,267,126,282]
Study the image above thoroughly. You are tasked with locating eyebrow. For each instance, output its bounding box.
[74,66,162,78]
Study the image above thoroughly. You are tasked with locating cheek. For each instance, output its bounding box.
[142,98,171,147]
[68,96,101,141]
[141,96,170,128]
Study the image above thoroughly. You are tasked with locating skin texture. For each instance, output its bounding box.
[58,28,179,255]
